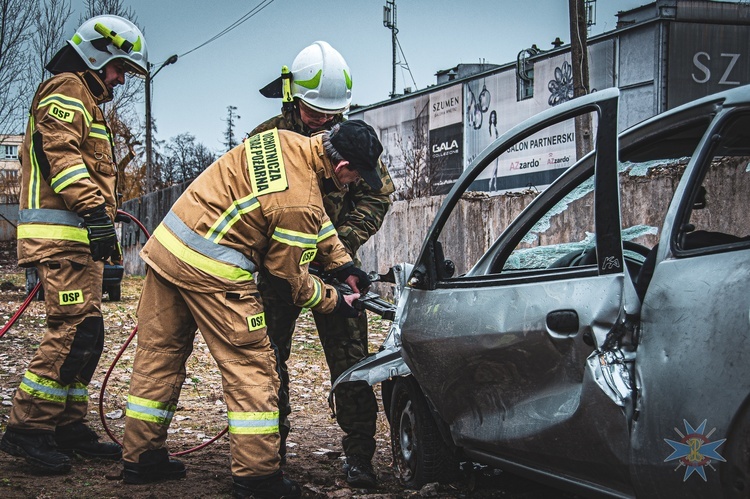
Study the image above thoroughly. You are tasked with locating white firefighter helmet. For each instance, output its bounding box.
[291,41,352,114]
[68,15,149,76]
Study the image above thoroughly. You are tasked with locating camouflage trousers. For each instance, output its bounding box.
[257,269,378,461]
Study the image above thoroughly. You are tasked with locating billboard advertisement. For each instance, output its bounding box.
[353,95,429,199]
[465,56,576,192]
[668,22,750,108]
[428,84,463,192]
[463,43,614,193]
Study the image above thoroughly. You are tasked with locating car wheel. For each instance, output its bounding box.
[106,284,121,302]
[389,377,458,488]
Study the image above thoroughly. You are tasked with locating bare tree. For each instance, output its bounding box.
[194,143,217,172]
[0,168,20,203]
[29,0,72,86]
[223,105,241,151]
[80,0,136,25]
[0,0,36,135]
[395,113,437,200]
[162,133,216,187]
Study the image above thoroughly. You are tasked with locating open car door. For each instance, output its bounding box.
[399,88,640,495]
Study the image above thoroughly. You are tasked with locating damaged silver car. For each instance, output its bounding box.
[333,86,750,498]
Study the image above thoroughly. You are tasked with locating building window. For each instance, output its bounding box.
[4,145,18,160]
[516,47,540,101]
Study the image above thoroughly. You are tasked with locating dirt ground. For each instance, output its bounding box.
[0,242,565,498]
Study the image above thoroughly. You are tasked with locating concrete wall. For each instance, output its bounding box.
[0,203,18,241]
[117,165,748,281]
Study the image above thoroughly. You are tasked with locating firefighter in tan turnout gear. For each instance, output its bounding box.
[0,15,148,474]
[253,41,394,489]
[121,120,383,498]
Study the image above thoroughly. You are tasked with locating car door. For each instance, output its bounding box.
[399,88,638,494]
[630,106,750,498]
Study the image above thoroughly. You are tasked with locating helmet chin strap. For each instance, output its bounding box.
[82,69,113,103]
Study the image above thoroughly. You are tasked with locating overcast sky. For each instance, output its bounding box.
[114,0,646,151]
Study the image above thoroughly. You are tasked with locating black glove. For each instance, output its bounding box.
[80,205,117,262]
[335,264,372,294]
[333,291,360,318]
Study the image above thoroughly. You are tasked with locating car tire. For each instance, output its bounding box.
[106,284,121,302]
[389,376,458,488]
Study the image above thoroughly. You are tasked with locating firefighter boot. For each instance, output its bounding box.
[343,455,377,488]
[0,428,72,473]
[55,422,122,460]
[123,448,186,484]
[232,470,302,499]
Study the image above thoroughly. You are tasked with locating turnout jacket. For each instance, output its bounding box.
[141,129,352,313]
[251,108,395,256]
[17,71,118,266]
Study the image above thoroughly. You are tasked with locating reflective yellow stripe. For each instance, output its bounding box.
[27,114,41,209]
[317,221,336,241]
[19,371,68,403]
[89,123,111,144]
[50,164,90,193]
[67,383,89,402]
[125,395,176,425]
[38,94,92,125]
[206,194,260,242]
[17,224,89,243]
[227,410,279,435]
[153,224,254,282]
[272,227,317,249]
[302,277,323,308]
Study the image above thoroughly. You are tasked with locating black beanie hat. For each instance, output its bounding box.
[330,120,384,190]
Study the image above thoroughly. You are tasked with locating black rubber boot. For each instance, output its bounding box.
[123,448,186,484]
[55,422,121,460]
[343,455,377,488]
[0,428,72,473]
[232,470,301,499]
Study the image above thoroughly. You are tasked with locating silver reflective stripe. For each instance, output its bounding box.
[162,210,257,273]
[18,208,84,227]
[125,400,175,425]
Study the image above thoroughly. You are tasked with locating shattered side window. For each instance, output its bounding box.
[503,172,596,271]
[436,111,596,278]
[618,158,688,250]
[500,157,692,273]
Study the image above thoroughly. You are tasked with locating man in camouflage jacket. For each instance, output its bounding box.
[251,41,394,488]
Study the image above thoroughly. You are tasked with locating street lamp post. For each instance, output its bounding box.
[145,54,178,194]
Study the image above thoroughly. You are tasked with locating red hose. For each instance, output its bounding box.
[97,210,229,455]
[0,208,227,454]
[0,281,42,339]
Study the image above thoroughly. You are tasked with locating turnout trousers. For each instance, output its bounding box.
[122,268,281,477]
[8,251,105,432]
[258,267,378,461]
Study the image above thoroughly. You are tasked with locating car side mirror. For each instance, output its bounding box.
[441,259,455,279]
